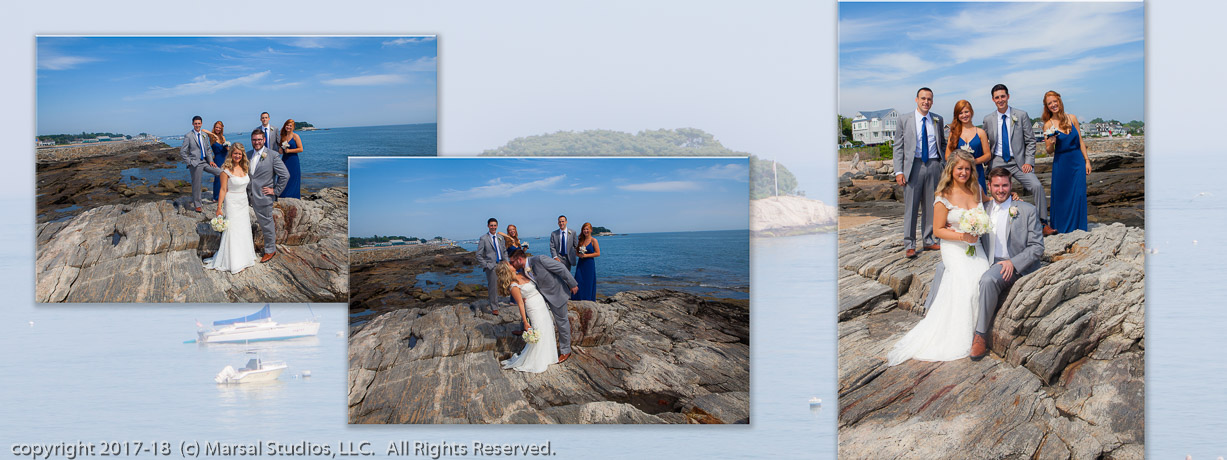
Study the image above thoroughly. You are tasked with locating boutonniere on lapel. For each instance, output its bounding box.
[1011,115,1019,124]
[260,151,267,160]
[1009,206,1019,218]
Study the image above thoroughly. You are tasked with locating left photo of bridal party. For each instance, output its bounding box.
[35,36,438,303]
[347,157,750,424]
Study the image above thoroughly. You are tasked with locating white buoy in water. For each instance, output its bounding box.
[29,321,34,327]
[1193,240,1199,245]
[809,397,821,407]
[336,331,344,337]
[301,370,311,377]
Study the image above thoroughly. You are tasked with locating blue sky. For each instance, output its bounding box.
[840,2,1143,123]
[349,157,749,240]
[37,36,436,136]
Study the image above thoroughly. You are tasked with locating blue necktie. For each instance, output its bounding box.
[920,117,929,164]
[560,231,567,257]
[196,132,204,160]
[1001,114,1011,162]
[493,235,501,263]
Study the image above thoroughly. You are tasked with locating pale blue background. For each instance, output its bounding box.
[4,0,1227,458]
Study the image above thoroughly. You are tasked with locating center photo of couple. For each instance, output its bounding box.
[836,2,1144,458]
[347,157,750,424]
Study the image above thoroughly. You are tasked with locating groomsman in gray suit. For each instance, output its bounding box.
[247,128,289,263]
[893,87,946,258]
[509,248,579,363]
[476,218,507,314]
[982,84,1055,236]
[256,112,280,153]
[550,215,579,271]
[180,116,223,212]
[924,168,1044,360]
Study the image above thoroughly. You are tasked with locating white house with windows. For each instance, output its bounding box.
[851,109,898,145]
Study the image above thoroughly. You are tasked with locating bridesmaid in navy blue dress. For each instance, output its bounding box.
[500,224,524,255]
[945,100,993,193]
[571,222,600,301]
[206,121,228,202]
[1042,91,1090,233]
[278,119,303,199]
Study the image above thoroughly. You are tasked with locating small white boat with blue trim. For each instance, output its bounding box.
[214,354,288,384]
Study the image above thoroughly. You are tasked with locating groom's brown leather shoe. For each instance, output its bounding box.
[557,353,571,364]
[905,249,917,258]
[195,207,202,213]
[924,244,940,251]
[260,252,276,263]
[970,334,988,361]
[1043,225,1058,236]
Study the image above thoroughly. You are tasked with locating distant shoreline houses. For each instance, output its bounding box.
[851,109,898,146]
[36,133,159,148]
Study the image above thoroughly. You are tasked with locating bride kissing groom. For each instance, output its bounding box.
[495,248,579,373]
[888,164,1044,365]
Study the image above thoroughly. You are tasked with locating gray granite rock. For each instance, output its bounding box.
[348,290,749,424]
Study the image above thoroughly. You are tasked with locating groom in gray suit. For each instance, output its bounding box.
[476,218,507,314]
[550,215,579,271]
[180,116,223,212]
[893,87,946,258]
[247,128,289,263]
[982,84,1054,236]
[509,248,579,364]
[924,167,1044,360]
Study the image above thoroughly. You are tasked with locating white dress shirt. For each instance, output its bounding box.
[913,109,939,159]
[990,197,1012,259]
[251,147,264,171]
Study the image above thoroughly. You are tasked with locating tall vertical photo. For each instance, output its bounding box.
[347,157,750,424]
[35,36,437,303]
[836,3,1144,458]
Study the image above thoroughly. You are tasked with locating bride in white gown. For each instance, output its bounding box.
[496,263,557,373]
[887,151,990,366]
[204,143,258,274]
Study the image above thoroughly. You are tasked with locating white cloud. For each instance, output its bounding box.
[557,186,600,194]
[322,74,408,86]
[418,175,566,202]
[387,56,437,73]
[383,37,436,46]
[678,163,749,182]
[617,181,702,192]
[129,71,271,99]
[285,38,329,49]
[39,55,98,70]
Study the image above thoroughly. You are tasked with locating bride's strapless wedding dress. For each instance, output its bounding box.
[204,170,257,274]
[887,196,991,366]
[501,281,558,373]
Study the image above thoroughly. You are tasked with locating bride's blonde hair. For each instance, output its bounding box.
[221,142,250,175]
[496,263,517,297]
[935,150,979,198]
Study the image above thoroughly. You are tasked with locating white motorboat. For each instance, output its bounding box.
[214,356,288,384]
[197,305,320,344]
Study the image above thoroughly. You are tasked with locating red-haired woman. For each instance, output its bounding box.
[1041,91,1090,233]
[945,100,993,192]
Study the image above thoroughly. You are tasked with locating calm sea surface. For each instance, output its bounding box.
[169,123,436,190]
[423,229,750,300]
[1,219,834,458]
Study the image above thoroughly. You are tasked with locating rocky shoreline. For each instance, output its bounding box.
[36,187,349,303]
[348,289,749,424]
[349,244,481,322]
[836,218,1145,458]
[838,137,1144,229]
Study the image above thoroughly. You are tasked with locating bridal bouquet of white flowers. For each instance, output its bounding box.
[210,216,228,232]
[956,207,992,256]
[522,328,541,344]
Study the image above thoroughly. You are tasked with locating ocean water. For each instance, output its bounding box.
[1,219,833,458]
[171,123,436,190]
[1146,151,1227,458]
[433,229,750,300]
